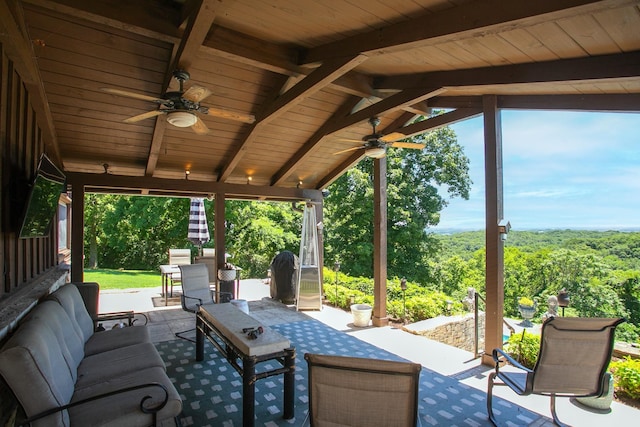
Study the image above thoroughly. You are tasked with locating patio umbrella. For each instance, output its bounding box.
[187,198,210,255]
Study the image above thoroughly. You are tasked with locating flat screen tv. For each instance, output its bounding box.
[18,154,66,239]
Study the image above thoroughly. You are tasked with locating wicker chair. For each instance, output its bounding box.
[304,353,422,427]
[487,317,624,426]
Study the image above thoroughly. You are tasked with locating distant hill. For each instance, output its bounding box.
[433,229,640,270]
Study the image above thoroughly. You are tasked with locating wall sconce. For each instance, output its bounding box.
[185,170,191,180]
[247,176,252,184]
[498,220,511,241]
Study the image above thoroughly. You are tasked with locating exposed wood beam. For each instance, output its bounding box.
[428,94,640,112]
[378,51,640,89]
[0,0,60,163]
[315,150,365,190]
[21,0,182,42]
[66,172,323,201]
[218,55,367,182]
[390,108,483,139]
[303,0,633,64]
[326,87,446,137]
[167,0,220,76]
[144,115,167,176]
[271,96,362,186]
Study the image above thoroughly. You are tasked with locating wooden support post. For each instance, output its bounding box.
[372,157,388,326]
[482,95,505,366]
[70,182,85,282]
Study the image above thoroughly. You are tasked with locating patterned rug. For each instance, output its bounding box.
[156,319,543,426]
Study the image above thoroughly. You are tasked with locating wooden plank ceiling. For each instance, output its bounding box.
[5,0,640,197]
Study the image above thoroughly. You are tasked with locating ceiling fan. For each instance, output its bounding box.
[102,70,255,135]
[333,117,425,158]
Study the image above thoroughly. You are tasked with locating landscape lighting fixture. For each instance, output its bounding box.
[167,111,197,127]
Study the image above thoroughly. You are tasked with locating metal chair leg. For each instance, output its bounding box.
[487,372,498,426]
[550,394,567,427]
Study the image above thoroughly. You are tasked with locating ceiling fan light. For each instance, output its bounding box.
[167,111,197,127]
[365,146,386,158]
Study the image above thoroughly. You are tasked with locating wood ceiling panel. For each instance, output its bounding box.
[593,6,640,51]
[557,14,619,56]
[497,28,560,62]
[525,22,585,59]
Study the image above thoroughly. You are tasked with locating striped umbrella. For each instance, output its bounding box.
[187,198,210,254]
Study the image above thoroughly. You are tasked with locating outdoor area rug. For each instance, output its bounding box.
[156,319,543,426]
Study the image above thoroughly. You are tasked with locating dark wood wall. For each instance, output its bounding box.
[1,43,59,300]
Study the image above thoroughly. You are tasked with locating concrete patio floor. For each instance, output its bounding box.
[99,279,638,426]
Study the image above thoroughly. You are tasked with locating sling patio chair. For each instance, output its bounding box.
[175,264,215,342]
[168,248,192,296]
[487,316,624,427]
[304,353,422,427]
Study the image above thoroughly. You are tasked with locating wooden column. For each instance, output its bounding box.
[482,95,505,366]
[70,182,85,282]
[372,157,388,326]
[214,192,226,271]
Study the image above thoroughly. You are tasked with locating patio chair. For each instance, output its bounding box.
[175,264,215,342]
[304,353,422,427]
[487,317,624,427]
[168,248,192,296]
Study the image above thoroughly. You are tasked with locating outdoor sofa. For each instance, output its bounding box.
[0,283,182,426]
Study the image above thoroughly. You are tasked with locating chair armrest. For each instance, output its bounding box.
[17,382,169,427]
[96,311,135,326]
[492,348,533,374]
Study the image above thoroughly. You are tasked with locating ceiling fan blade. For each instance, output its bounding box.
[183,85,213,102]
[204,106,256,124]
[191,116,210,135]
[102,87,165,103]
[333,146,363,155]
[379,132,406,142]
[123,110,165,123]
[390,141,426,150]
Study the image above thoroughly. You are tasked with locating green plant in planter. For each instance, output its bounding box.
[505,330,540,369]
[518,297,534,307]
[610,357,640,400]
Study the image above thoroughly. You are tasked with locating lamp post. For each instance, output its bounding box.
[333,261,340,306]
[557,289,570,316]
[400,278,407,320]
[446,300,453,315]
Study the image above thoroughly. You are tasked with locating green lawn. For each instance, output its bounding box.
[83,269,161,290]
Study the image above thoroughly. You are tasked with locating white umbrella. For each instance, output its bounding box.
[187,198,210,255]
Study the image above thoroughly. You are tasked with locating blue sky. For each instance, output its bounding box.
[433,110,640,232]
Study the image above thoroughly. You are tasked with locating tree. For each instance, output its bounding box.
[324,123,471,281]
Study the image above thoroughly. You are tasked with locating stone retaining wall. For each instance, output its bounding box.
[413,313,485,353]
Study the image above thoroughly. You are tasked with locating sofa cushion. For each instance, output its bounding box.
[70,366,183,427]
[84,325,151,356]
[76,342,166,390]
[48,284,95,343]
[26,301,85,379]
[0,318,74,427]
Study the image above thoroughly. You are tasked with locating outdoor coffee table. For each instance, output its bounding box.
[195,302,295,427]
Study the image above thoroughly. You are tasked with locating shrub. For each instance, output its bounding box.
[610,357,640,399]
[504,331,540,369]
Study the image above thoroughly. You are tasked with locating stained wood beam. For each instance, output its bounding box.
[271,96,362,186]
[325,87,446,137]
[378,51,640,89]
[389,108,483,139]
[427,94,640,112]
[303,0,632,64]
[147,0,220,176]
[0,0,60,163]
[66,172,323,201]
[218,55,367,182]
[21,0,182,42]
